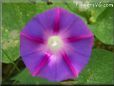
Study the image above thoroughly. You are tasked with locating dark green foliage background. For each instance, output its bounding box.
[1,0,114,85]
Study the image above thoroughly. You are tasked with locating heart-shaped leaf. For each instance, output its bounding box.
[89,7,113,45]
[76,48,113,84]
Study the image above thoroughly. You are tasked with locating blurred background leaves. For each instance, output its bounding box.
[76,48,113,84]
[89,7,114,45]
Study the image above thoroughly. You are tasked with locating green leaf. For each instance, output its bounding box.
[76,48,113,84]
[12,69,58,85]
[2,3,37,63]
[2,47,19,63]
[89,7,114,45]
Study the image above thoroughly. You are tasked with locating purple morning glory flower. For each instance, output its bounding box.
[20,7,94,82]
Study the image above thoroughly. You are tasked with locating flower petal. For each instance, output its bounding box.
[21,16,45,38]
[67,37,94,57]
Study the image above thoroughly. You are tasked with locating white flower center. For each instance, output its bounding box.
[47,36,63,52]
